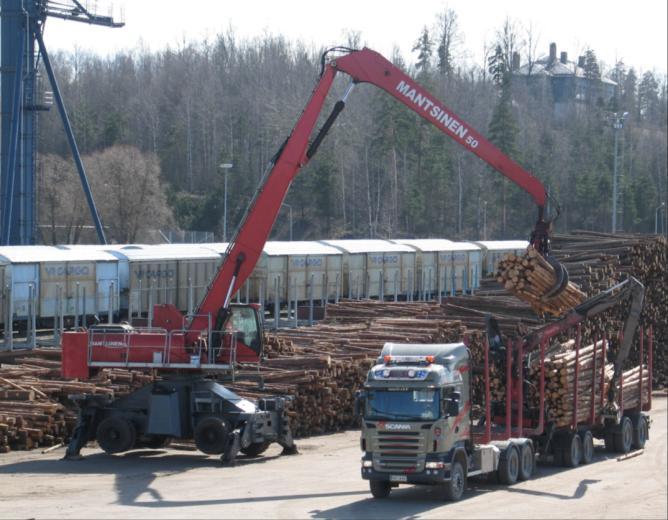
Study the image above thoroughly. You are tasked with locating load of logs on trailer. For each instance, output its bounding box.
[0,232,665,452]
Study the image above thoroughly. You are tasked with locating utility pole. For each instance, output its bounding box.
[611,112,628,233]
[220,163,233,241]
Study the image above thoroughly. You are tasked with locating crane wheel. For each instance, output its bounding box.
[96,416,136,454]
[240,441,271,457]
[194,417,230,455]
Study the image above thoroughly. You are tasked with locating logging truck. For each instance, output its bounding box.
[357,277,652,500]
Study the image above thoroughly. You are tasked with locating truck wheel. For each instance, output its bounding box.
[194,417,230,455]
[369,480,391,499]
[632,415,648,449]
[581,430,594,464]
[96,416,136,454]
[241,441,271,457]
[518,442,534,480]
[443,460,466,501]
[497,445,519,485]
[561,433,582,467]
[613,417,633,453]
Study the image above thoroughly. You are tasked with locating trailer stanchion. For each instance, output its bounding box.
[506,336,511,438]
[537,337,546,435]
[484,335,491,444]
[619,329,624,416]
[646,326,653,411]
[638,326,644,410]
[590,336,598,423]
[573,324,581,429]
[600,331,607,412]
[517,337,523,437]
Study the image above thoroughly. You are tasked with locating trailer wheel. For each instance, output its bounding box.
[240,441,271,457]
[632,415,648,449]
[581,430,594,464]
[194,417,230,455]
[443,460,466,501]
[497,445,519,485]
[613,417,633,454]
[369,480,391,499]
[561,433,582,467]
[518,442,534,480]
[96,416,136,454]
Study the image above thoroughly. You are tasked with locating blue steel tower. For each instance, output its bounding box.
[0,0,123,245]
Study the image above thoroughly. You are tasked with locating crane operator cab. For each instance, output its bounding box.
[212,303,264,364]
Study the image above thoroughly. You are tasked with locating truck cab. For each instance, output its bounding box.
[358,343,502,500]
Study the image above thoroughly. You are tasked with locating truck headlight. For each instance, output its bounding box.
[425,461,445,469]
[362,460,373,468]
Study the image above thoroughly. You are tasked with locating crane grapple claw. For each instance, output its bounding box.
[542,256,570,300]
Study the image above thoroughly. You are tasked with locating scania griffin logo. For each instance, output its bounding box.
[378,422,411,430]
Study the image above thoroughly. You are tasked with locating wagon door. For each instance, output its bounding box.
[12,263,39,318]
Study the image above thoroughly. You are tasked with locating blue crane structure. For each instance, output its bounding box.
[0,0,123,245]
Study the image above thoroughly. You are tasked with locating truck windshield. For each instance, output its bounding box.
[365,389,439,421]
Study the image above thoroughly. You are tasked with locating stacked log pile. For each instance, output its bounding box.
[232,315,467,437]
[535,340,650,427]
[496,246,587,316]
[0,352,153,452]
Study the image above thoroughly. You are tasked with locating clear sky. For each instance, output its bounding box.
[43,0,667,75]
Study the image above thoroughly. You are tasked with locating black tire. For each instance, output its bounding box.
[614,416,633,454]
[518,442,534,481]
[369,480,391,499]
[581,430,594,464]
[497,445,519,485]
[194,417,230,455]
[632,415,648,449]
[443,460,466,501]
[562,433,582,467]
[96,416,136,454]
[240,441,271,457]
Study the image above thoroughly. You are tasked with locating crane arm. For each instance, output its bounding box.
[330,48,547,208]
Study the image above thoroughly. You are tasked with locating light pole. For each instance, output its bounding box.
[220,163,233,241]
[656,202,666,234]
[282,203,293,241]
[611,112,628,233]
[482,201,487,240]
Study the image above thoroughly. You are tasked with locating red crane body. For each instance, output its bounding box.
[61,48,560,379]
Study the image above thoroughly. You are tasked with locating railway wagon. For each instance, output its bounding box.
[103,244,222,317]
[320,240,417,300]
[248,241,343,304]
[473,240,529,276]
[391,239,458,297]
[0,245,119,323]
[440,242,482,293]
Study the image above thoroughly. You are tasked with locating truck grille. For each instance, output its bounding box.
[372,431,426,472]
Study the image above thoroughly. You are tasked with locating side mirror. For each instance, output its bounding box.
[446,392,461,417]
[354,390,367,417]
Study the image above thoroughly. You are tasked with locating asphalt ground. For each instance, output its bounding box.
[0,395,666,519]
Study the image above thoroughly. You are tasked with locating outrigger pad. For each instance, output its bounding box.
[542,257,570,300]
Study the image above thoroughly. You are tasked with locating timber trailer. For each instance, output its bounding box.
[62,46,575,463]
[357,277,651,500]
